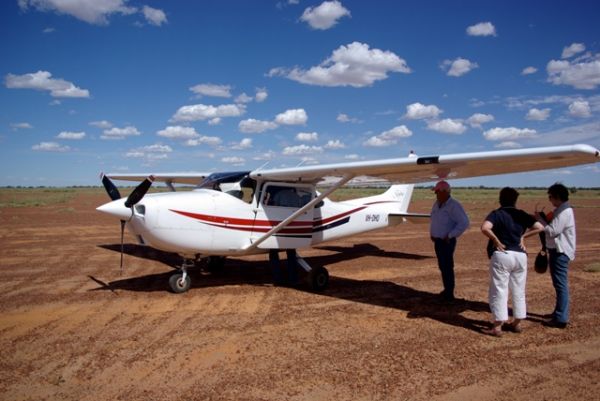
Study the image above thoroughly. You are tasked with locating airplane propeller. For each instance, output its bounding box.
[99,174,155,274]
[101,173,122,201]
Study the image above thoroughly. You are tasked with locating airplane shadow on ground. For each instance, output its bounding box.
[93,242,491,333]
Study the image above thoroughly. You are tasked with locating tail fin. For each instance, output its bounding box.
[345,184,414,213]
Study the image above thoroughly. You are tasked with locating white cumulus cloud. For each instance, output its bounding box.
[269,42,410,87]
[300,0,351,30]
[427,119,467,134]
[495,141,522,149]
[283,144,324,155]
[126,143,172,161]
[255,88,268,102]
[275,109,308,125]
[467,113,494,128]
[404,102,442,120]
[561,43,585,59]
[483,127,538,141]
[185,136,222,147]
[441,58,479,77]
[101,126,141,140]
[157,126,200,140]
[19,0,167,27]
[324,139,346,149]
[5,70,90,98]
[221,156,245,165]
[18,0,137,25]
[189,84,232,98]
[337,113,361,123]
[89,120,112,129]
[142,5,167,26]
[235,93,253,104]
[521,66,538,75]
[568,100,591,118]
[32,141,71,152]
[231,138,253,150]
[239,119,278,133]
[296,132,319,141]
[56,131,86,140]
[525,108,551,121]
[466,22,497,37]
[171,103,245,122]
[364,125,412,147]
[10,122,33,130]
[547,54,600,90]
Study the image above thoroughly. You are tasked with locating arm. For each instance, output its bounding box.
[543,208,570,239]
[520,221,544,251]
[481,220,506,252]
[449,201,470,239]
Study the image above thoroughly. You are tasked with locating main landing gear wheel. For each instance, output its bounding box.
[169,273,191,293]
[310,266,329,292]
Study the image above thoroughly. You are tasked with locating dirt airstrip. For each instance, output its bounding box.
[0,189,599,401]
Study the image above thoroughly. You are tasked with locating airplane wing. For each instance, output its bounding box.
[106,173,210,186]
[250,144,599,184]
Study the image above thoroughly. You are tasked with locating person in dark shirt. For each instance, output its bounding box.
[480,187,543,336]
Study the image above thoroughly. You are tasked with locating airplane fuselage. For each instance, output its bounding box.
[98,180,414,259]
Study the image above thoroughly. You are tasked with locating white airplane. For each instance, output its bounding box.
[97,144,599,293]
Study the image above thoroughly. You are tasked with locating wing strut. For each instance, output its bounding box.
[243,174,355,252]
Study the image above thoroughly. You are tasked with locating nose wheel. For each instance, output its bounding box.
[169,259,194,293]
[169,273,191,293]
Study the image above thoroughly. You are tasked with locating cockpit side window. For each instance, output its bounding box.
[262,185,313,208]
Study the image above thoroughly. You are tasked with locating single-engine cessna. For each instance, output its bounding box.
[97,144,599,293]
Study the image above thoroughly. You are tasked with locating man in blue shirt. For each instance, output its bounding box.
[430,181,470,303]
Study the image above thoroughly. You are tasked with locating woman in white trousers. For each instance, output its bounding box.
[481,187,544,337]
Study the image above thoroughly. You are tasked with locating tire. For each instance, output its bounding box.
[169,273,191,293]
[310,267,329,292]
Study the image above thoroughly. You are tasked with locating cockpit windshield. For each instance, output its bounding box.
[198,171,256,203]
[198,171,250,191]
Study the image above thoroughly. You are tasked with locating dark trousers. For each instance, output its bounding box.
[549,249,570,323]
[269,249,298,285]
[434,238,457,299]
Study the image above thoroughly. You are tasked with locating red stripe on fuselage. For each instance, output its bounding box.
[169,206,367,231]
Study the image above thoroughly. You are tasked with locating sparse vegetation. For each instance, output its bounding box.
[584,262,600,273]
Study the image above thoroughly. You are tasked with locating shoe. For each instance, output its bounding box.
[481,327,503,337]
[544,319,567,329]
[502,323,523,333]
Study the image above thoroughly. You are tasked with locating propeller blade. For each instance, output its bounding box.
[101,173,122,201]
[124,175,154,208]
[120,220,125,275]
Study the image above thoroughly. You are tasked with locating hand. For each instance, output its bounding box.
[494,239,506,252]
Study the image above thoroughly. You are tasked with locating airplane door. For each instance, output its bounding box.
[251,183,315,249]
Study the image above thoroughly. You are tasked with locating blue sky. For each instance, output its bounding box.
[1,0,599,187]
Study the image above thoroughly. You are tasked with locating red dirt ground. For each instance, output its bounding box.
[0,191,599,401]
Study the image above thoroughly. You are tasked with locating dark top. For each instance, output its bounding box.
[485,207,537,254]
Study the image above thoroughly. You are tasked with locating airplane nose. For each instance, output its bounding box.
[96,198,132,220]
